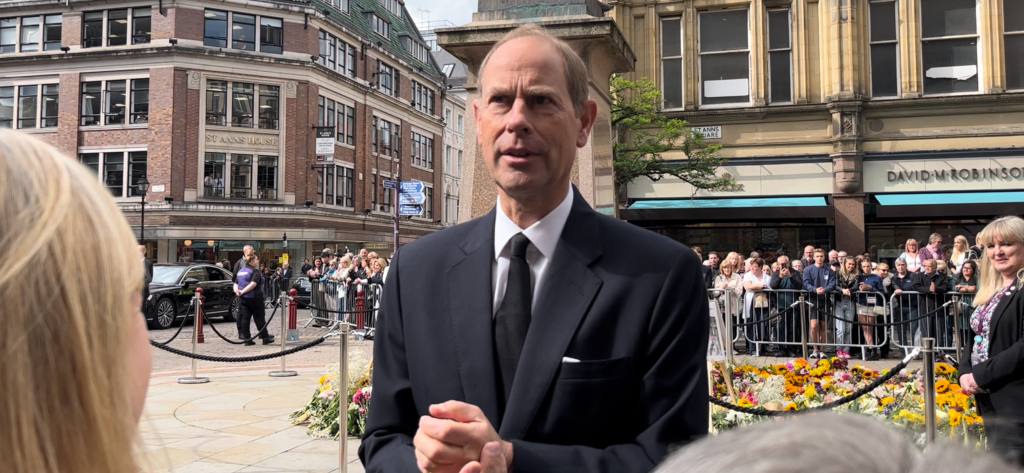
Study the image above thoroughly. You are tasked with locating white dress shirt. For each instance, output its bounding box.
[492,186,574,314]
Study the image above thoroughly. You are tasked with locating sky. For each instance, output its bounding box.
[407,0,476,29]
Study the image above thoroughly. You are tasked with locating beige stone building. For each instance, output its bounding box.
[613,0,1024,260]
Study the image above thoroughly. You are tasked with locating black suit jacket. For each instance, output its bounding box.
[359,187,709,472]
[960,280,1024,418]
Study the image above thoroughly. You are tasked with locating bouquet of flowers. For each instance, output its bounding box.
[711,357,985,446]
[290,358,373,439]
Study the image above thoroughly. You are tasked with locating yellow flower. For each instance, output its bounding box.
[949,383,961,393]
[784,402,798,411]
[817,359,831,370]
[794,358,808,369]
[880,396,895,406]
[737,398,754,408]
[935,362,954,375]
[935,379,950,394]
[949,410,963,426]
[803,385,816,398]
[862,369,877,379]
[318,374,327,385]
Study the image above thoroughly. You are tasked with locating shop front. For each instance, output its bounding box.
[168,239,307,270]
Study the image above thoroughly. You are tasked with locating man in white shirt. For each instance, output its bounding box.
[361,24,709,473]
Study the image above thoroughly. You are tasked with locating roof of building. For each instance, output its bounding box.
[432,48,467,89]
[306,0,444,83]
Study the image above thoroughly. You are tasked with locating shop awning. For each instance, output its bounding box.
[874,191,1024,218]
[621,196,833,221]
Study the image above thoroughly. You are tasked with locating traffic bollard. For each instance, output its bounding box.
[355,286,365,330]
[270,289,298,378]
[923,338,936,444]
[287,288,299,341]
[178,290,210,384]
[196,287,205,344]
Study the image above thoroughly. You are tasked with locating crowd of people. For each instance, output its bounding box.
[298,247,390,287]
[697,234,983,361]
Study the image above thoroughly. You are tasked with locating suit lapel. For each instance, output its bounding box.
[445,210,501,427]
[499,188,603,439]
[987,278,1020,343]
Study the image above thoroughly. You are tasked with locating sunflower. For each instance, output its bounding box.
[935,379,950,394]
[736,398,754,408]
[862,369,877,379]
[794,358,808,369]
[803,384,816,398]
[935,362,954,375]
[949,409,963,426]
[318,374,328,385]
[784,402,798,411]
[880,396,895,406]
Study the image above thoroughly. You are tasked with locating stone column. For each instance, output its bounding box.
[438,8,635,220]
[830,101,864,254]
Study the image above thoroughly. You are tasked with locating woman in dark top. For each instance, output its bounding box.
[891,258,918,355]
[348,256,368,284]
[308,256,324,278]
[960,216,1024,466]
[234,254,275,346]
[951,259,979,355]
[367,258,387,286]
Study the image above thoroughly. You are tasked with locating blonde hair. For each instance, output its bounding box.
[949,235,969,266]
[374,257,388,270]
[0,130,143,472]
[725,251,742,273]
[905,239,919,252]
[974,216,1024,306]
[478,24,589,116]
[838,256,858,279]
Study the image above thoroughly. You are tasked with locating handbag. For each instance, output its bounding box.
[754,291,769,309]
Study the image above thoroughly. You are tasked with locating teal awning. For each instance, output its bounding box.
[875,191,1024,206]
[629,196,828,210]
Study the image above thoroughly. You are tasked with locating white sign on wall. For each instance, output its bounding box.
[691,126,722,140]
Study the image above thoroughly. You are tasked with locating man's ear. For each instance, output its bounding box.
[576,99,598,148]
[473,99,482,148]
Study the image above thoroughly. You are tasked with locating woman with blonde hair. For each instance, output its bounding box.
[900,238,923,272]
[959,216,1024,466]
[0,130,152,472]
[724,251,743,275]
[948,235,970,274]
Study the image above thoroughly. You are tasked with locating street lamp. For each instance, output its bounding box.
[137,176,150,244]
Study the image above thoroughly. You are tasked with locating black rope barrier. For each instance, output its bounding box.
[149,335,329,362]
[149,300,194,346]
[726,304,801,328]
[708,353,914,416]
[206,300,281,345]
[809,302,954,328]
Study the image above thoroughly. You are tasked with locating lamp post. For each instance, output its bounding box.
[137,176,150,243]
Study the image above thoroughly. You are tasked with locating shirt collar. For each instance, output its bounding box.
[494,185,574,260]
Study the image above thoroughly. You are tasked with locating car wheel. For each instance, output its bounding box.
[151,297,177,330]
[223,296,238,322]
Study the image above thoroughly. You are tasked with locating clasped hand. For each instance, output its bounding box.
[960,373,981,394]
[414,401,511,473]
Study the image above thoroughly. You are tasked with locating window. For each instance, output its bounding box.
[767,10,792,104]
[321,32,357,76]
[80,9,148,48]
[0,86,12,128]
[258,85,279,129]
[698,9,750,106]
[377,60,398,96]
[203,10,228,47]
[230,154,252,198]
[381,174,391,212]
[132,8,151,44]
[18,85,36,128]
[661,16,683,109]
[231,83,254,127]
[44,14,62,50]
[78,150,147,198]
[379,0,402,17]
[368,13,389,38]
[1,18,16,53]
[330,0,350,13]
[869,1,899,97]
[337,103,355,145]
[79,78,148,126]
[257,156,277,199]
[403,37,430,64]
[41,84,58,127]
[457,114,463,133]
[338,40,356,77]
[445,108,452,128]
[317,166,354,206]
[921,0,979,95]
[319,30,336,69]
[206,80,227,126]
[411,81,434,115]
[203,152,226,197]
[411,131,433,169]
[260,17,283,54]
[318,96,336,129]
[232,13,255,51]
[1005,0,1024,90]
[457,149,462,175]
[445,145,452,173]
[378,119,393,157]
[442,63,455,77]
[424,186,433,220]
[20,17,39,52]
[335,166,354,207]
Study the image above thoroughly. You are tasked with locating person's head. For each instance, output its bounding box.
[928,233,943,248]
[708,251,720,267]
[803,245,814,258]
[719,260,733,276]
[770,261,780,272]
[243,244,254,256]
[475,24,598,209]
[339,256,352,268]
[283,262,289,269]
[894,258,908,274]
[837,251,847,259]
[860,259,873,275]
[961,260,977,278]
[828,249,839,261]
[726,251,741,268]
[922,259,937,275]
[359,248,368,258]
[368,251,379,260]
[863,252,871,259]
[1,130,150,472]
[304,258,310,264]
[936,260,947,274]
[776,255,790,267]
[906,239,919,253]
[840,256,856,274]
[314,256,323,266]
[749,257,765,274]
[372,258,386,272]
[953,235,968,252]
[139,244,146,256]
[353,256,363,267]
[322,247,334,259]
[692,246,702,258]
[813,248,825,265]
[875,262,889,277]
[791,260,804,272]
[977,216,1024,282]
[749,251,760,259]
[245,253,258,268]
[328,259,337,269]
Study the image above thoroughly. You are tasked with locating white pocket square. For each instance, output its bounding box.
[561,357,580,363]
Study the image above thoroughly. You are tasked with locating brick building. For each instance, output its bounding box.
[0,0,447,265]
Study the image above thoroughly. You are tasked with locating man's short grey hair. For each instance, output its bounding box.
[478,24,589,116]
[244,244,253,251]
[776,255,790,264]
[654,413,1015,473]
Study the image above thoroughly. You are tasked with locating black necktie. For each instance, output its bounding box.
[495,233,532,405]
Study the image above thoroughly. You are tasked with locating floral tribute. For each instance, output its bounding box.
[711,357,985,445]
[290,363,373,439]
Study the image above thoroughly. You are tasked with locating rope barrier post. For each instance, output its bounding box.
[287,288,299,341]
[178,289,210,384]
[723,292,734,365]
[196,287,205,344]
[923,337,937,444]
[799,295,808,360]
[952,295,962,363]
[270,289,298,378]
[339,319,350,473]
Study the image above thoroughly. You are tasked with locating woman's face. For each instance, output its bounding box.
[956,239,966,250]
[861,262,872,274]
[127,292,152,423]
[750,262,761,273]
[907,241,918,252]
[895,261,907,273]
[987,237,1024,278]
[722,265,732,276]
[372,261,382,272]
[844,259,855,272]
[962,263,974,277]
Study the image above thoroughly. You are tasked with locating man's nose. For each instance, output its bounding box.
[505,97,533,135]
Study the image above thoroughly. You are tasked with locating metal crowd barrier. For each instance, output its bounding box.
[306,280,382,339]
[889,291,975,359]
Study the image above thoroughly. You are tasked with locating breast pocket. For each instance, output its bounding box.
[555,356,630,380]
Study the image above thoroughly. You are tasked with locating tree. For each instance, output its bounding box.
[611,76,740,205]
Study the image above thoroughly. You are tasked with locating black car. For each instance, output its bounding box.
[291,275,312,308]
[145,263,238,329]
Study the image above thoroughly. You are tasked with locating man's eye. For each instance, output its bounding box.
[534,96,550,105]
[489,96,506,104]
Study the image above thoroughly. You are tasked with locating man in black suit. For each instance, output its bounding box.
[140,245,152,313]
[359,24,709,473]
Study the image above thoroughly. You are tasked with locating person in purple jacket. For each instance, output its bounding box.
[234,254,275,346]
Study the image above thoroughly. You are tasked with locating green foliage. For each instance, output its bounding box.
[611,76,739,196]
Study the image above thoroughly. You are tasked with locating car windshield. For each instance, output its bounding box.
[152,266,187,285]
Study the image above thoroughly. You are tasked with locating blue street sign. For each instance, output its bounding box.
[400,180,424,193]
[399,204,422,216]
[399,192,426,205]
[383,179,398,189]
